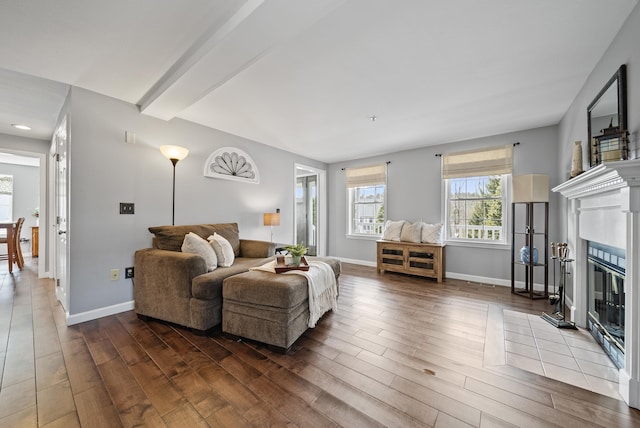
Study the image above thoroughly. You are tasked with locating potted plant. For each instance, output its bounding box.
[284,243,308,266]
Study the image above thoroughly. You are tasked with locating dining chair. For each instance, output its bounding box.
[0,217,25,269]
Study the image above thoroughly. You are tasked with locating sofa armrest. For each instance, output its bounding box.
[239,239,276,258]
[134,248,207,302]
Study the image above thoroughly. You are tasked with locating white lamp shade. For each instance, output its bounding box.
[160,145,189,161]
[512,174,549,202]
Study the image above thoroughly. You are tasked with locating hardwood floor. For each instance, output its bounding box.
[2,258,640,427]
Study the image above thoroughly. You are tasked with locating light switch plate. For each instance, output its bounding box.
[119,203,134,214]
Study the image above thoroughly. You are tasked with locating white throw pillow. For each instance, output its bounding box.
[181,232,217,271]
[382,220,405,241]
[421,222,443,244]
[400,221,422,243]
[208,233,235,267]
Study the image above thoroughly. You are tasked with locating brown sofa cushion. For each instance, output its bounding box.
[149,223,241,255]
[191,257,272,300]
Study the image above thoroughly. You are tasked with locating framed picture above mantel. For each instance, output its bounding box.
[587,64,628,167]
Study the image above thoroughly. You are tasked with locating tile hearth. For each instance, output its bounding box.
[502,309,621,400]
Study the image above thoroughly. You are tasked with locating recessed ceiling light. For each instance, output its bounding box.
[12,124,31,131]
[369,115,377,122]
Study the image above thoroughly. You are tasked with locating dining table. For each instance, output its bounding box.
[0,221,16,273]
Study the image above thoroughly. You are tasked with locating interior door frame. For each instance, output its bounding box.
[50,115,70,312]
[294,163,327,256]
[0,147,48,278]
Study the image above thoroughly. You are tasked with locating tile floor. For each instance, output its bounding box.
[503,309,622,400]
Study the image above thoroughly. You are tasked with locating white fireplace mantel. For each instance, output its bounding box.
[553,159,640,199]
[553,158,640,408]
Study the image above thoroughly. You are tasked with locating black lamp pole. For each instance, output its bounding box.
[160,145,188,225]
[170,158,179,225]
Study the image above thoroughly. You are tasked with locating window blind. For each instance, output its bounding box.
[442,145,513,179]
[0,176,13,195]
[345,164,387,188]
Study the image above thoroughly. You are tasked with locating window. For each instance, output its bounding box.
[446,175,507,242]
[0,175,13,222]
[442,145,512,244]
[346,164,386,237]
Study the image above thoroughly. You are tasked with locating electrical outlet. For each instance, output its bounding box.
[110,269,120,281]
[125,267,134,279]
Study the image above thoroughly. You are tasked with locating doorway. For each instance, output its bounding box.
[0,149,46,277]
[294,164,326,256]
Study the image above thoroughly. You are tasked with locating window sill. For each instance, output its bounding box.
[444,239,511,250]
[346,234,381,241]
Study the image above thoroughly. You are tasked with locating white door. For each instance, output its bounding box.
[54,117,69,311]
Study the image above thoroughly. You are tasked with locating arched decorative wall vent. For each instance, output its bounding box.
[204,147,260,184]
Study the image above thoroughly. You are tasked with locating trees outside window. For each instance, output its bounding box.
[446,174,507,243]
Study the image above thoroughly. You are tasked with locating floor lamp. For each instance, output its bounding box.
[264,208,280,242]
[160,145,189,225]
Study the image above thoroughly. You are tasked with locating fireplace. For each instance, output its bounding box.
[553,158,640,408]
[587,241,625,369]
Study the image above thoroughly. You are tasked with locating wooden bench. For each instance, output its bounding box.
[377,240,445,282]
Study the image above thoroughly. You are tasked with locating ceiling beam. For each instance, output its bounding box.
[138,0,346,121]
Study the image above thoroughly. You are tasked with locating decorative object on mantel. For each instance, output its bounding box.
[570,141,583,178]
[204,147,260,184]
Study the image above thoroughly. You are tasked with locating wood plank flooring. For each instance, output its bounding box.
[2,258,640,427]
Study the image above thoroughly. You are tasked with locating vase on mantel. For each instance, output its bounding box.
[570,140,584,178]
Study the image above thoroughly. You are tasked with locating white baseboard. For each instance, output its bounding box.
[446,272,510,287]
[337,257,377,267]
[319,260,555,295]
[67,300,135,326]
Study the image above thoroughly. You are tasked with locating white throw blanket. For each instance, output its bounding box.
[250,260,338,327]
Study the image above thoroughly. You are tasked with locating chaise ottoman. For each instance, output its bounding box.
[222,257,340,352]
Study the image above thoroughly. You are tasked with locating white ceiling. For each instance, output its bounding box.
[0,0,637,163]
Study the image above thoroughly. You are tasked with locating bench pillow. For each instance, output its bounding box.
[400,221,422,243]
[382,220,405,241]
[421,222,443,244]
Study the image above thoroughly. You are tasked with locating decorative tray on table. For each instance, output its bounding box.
[275,256,309,273]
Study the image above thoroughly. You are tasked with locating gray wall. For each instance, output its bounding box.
[557,2,640,300]
[559,2,640,181]
[66,87,326,315]
[0,133,50,154]
[328,125,560,282]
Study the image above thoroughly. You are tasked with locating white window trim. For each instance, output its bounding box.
[0,174,14,223]
[441,174,512,249]
[346,184,387,239]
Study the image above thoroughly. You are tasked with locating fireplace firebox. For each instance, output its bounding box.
[587,241,625,369]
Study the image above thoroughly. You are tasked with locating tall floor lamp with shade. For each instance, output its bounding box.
[160,145,189,225]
